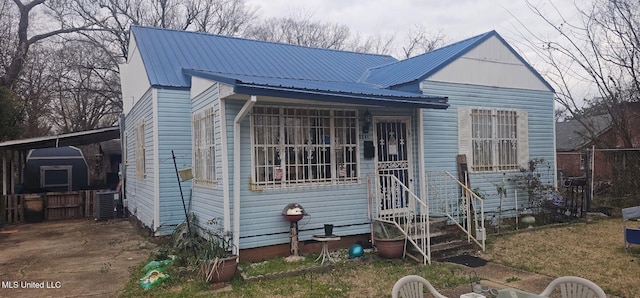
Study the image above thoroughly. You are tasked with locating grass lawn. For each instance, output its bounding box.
[121,217,640,297]
[121,252,470,297]
[483,217,640,297]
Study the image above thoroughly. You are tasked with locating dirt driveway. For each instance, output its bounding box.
[0,219,154,298]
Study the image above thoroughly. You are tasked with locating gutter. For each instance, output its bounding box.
[232,95,257,256]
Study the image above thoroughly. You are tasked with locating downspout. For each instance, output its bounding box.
[233,95,257,256]
[119,114,126,204]
[552,103,558,189]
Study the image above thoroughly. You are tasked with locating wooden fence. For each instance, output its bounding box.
[1,190,106,225]
[1,194,24,225]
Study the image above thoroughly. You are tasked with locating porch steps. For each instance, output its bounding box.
[405,218,477,262]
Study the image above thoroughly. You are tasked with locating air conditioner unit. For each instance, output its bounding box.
[96,191,119,221]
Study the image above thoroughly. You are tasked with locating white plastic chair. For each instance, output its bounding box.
[540,276,606,298]
[391,275,448,298]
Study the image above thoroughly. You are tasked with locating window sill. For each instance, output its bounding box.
[250,179,361,191]
[193,180,218,189]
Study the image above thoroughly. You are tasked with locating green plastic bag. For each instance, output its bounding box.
[139,267,170,290]
[142,255,177,271]
[142,259,172,271]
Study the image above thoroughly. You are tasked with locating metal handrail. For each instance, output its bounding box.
[370,174,431,264]
[426,170,485,251]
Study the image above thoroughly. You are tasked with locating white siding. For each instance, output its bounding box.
[120,37,152,114]
[428,36,550,92]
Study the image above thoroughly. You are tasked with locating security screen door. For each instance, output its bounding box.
[375,117,414,216]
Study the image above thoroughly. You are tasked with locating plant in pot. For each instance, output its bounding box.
[372,221,406,259]
[199,217,237,285]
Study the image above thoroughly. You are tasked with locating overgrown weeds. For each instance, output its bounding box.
[121,248,469,297]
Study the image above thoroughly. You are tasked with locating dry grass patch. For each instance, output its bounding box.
[482,218,640,297]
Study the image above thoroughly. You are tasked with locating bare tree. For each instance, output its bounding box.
[47,40,121,132]
[244,12,352,50]
[70,0,257,60]
[0,0,98,89]
[0,0,258,136]
[244,12,447,59]
[401,25,446,58]
[12,43,56,137]
[347,32,396,55]
[524,0,639,148]
[0,86,23,141]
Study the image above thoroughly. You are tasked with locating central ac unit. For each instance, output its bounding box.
[96,191,119,221]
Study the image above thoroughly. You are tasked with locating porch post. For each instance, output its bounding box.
[2,150,6,196]
[9,150,14,195]
[233,95,257,256]
[417,109,427,208]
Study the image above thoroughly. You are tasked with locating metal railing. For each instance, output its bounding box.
[369,174,430,264]
[426,170,485,251]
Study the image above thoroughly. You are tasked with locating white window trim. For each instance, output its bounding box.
[192,106,217,187]
[135,121,146,179]
[250,106,359,190]
[458,106,528,173]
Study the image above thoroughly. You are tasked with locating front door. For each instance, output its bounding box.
[375,117,413,216]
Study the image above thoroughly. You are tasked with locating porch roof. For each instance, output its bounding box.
[184,70,449,109]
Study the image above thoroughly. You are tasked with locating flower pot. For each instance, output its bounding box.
[521,215,536,228]
[374,237,405,259]
[324,224,334,236]
[201,255,238,283]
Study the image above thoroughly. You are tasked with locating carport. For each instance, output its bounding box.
[1,126,121,224]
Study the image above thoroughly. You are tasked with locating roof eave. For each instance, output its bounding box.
[234,84,449,110]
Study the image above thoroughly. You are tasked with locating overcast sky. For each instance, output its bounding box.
[246,0,579,66]
[245,0,594,102]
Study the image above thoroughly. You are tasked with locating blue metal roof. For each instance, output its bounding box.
[131,27,551,107]
[131,26,397,88]
[363,30,554,91]
[183,70,449,109]
[363,31,495,87]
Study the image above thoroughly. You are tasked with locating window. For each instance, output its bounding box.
[251,106,358,189]
[41,166,72,191]
[458,107,528,172]
[192,107,216,185]
[135,121,146,179]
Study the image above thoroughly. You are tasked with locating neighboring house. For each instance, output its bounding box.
[119,26,555,259]
[556,103,640,182]
[556,115,612,179]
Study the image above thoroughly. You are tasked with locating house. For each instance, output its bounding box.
[555,115,612,180]
[556,103,640,187]
[119,26,556,261]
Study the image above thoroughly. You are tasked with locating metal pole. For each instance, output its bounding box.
[589,145,595,214]
[172,150,196,259]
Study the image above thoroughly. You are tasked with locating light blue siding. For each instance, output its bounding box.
[190,83,226,233]
[155,88,193,235]
[421,81,556,217]
[223,100,420,249]
[124,90,155,228]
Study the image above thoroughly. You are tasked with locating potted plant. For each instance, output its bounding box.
[199,218,238,285]
[372,221,406,259]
